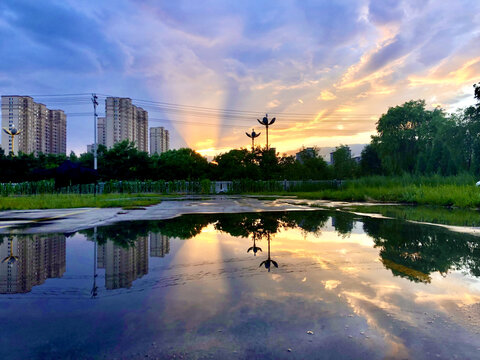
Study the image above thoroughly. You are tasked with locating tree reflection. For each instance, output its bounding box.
[363,218,480,282]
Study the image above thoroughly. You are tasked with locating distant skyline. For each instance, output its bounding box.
[0,0,478,156]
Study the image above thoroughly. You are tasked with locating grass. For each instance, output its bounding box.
[0,193,166,211]
[291,184,480,208]
[341,204,480,227]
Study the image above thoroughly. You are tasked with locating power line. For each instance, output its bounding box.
[27,93,380,118]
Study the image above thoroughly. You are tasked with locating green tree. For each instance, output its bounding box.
[295,147,330,179]
[213,148,259,180]
[360,143,383,175]
[101,140,152,180]
[331,145,357,179]
[157,148,209,180]
[374,100,433,174]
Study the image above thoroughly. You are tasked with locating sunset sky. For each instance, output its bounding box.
[0,0,479,157]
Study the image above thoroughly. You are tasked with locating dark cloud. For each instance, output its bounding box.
[364,37,407,74]
[0,0,124,72]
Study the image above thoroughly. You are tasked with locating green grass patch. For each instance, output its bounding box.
[0,193,165,211]
[291,184,480,208]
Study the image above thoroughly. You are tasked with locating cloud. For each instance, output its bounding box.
[0,0,478,155]
[318,91,337,101]
[368,0,404,25]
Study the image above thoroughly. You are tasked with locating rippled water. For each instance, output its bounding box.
[1,210,480,359]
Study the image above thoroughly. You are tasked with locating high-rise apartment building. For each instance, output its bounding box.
[149,126,169,155]
[1,95,67,155]
[97,116,106,146]
[105,97,148,152]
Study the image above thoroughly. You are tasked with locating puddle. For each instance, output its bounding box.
[0,210,479,359]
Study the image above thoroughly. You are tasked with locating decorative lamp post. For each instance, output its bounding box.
[245,128,261,151]
[2,127,22,156]
[257,114,275,150]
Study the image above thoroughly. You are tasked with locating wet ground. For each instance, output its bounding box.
[1,210,480,359]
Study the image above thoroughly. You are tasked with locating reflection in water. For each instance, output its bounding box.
[3,211,480,358]
[0,234,66,294]
[247,232,262,256]
[2,237,19,265]
[86,231,171,291]
[3,210,480,295]
[363,217,480,282]
[79,211,480,283]
[97,236,149,290]
[259,234,278,272]
[149,233,170,258]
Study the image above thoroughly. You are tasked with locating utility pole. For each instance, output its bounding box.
[91,94,98,171]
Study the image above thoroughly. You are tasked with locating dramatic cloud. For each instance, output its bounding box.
[0,0,478,156]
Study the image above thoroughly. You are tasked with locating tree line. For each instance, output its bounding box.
[1,83,478,183]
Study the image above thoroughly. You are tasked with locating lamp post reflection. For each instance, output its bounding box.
[259,233,278,272]
[247,232,262,256]
[2,236,19,265]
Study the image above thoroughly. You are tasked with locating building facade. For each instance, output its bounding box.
[97,116,106,146]
[1,95,67,155]
[105,97,148,152]
[149,126,169,155]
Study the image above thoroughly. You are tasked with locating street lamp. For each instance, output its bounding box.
[2,127,22,156]
[257,114,276,150]
[245,128,261,151]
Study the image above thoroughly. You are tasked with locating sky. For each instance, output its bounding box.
[0,0,479,157]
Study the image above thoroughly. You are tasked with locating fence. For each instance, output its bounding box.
[0,179,345,196]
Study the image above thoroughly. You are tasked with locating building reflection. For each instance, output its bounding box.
[149,233,170,258]
[97,236,149,290]
[0,234,66,294]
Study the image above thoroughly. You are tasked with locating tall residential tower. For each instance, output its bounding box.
[1,95,66,155]
[105,97,148,152]
[149,126,169,155]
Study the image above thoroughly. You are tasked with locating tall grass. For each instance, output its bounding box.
[295,182,480,208]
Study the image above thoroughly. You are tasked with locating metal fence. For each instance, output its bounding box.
[0,179,345,196]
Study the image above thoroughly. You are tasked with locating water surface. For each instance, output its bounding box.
[1,211,480,359]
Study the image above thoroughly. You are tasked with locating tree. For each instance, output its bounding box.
[360,143,383,175]
[101,140,152,180]
[213,148,259,180]
[157,148,209,180]
[331,145,357,179]
[295,147,330,180]
[374,100,432,174]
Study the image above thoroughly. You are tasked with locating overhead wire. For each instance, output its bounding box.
[23,93,380,130]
